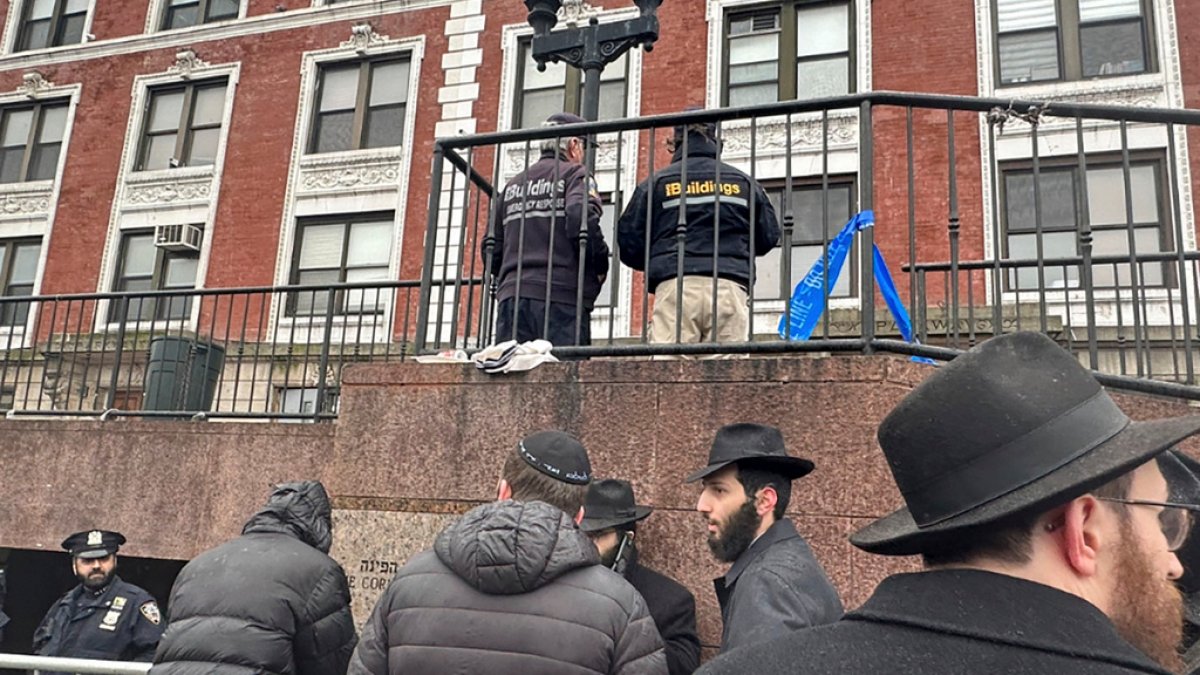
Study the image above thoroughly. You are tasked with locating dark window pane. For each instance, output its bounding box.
[19,20,51,50]
[1005,169,1076,232]
[142,133,178,170]
[57,13,85,46]
[998,30,1060,84]
[314,110,355,153]
[1081,20,1146,76]
[28,142,61,181]
[0,149,26,184]
[206,0,239,20]
[185,127,220,166]
[364,105,405,149]
[165,4,199,29]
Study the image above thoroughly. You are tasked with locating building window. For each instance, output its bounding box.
[110,230,200,322]
[0,101,68,183]
[0,238,41,326]
[136,80,227,171]
[513,39,628,129]
[754,179,856,301]
[288,214,393,316]
[0,385,14,411]
[16,0,88,51]
[161,0,238,30]
[595,196,619,309]
[309,57,410,154]
[723,1,854,107]
[1001,157,1170,289]
[994,0,1154,85]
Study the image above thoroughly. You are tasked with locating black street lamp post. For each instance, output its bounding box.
[524,0,664,167]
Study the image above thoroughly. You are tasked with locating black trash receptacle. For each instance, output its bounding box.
[143,336,225,414]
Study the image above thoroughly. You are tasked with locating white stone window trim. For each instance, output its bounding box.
[0,79,82,345]
[974,0,1183,102]
[1,0,99,56]
[93,59,242,333]
[704,0,872,111]
[269,33,425,338]
[496,12,645,339]
[145,0,249,36]
[0,0,452,71]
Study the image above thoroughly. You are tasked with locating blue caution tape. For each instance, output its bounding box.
[778,210,935,364]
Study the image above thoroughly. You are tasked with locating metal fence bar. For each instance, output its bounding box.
[0,653,151,674]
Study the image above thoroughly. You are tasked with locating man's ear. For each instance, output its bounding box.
[1058,497,1105,578]
[575,506,585,525]
[756,486,779,519]
[497,478,512,502]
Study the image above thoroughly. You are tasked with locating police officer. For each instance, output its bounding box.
[33,530,164,668]
[617,112,780,351]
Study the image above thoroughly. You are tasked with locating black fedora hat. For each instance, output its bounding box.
[685,423,814,483]
[579,479,653,532]
[851,331,1200,556]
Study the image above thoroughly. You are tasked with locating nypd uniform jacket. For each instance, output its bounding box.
[616,134,780,292]
[34,575,164,664]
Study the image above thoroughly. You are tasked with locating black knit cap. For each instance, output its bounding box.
[518,430,592,485]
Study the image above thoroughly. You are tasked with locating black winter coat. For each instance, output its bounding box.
[715,518,842,653]
[348,500,667,675]
[151,481,357,675]
[620,550,700,675]
[34,575,164,670]
[616,134,780,292]
[698,569,1173,675]
[486,151,610,310]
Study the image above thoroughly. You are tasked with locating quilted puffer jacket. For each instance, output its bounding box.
[151,481,357,675]
[348,499,667,675]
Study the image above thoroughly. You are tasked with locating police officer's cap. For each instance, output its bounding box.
[61,530,125,559]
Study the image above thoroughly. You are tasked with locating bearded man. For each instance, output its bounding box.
[688,423,843,653]
[34,530,165,672]
[699,332,1200,675]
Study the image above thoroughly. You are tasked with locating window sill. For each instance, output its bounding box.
[992,73,1166,104]
[300,147,403,165]
[127,166,215,183]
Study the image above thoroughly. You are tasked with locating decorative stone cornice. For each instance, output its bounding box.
[18,71,54,98]
[342,23,390,52]
[168,48,211,78]
[559,0,602,25]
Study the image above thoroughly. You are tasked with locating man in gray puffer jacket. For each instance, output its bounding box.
[349,430,667,675]
[151,481,357,675]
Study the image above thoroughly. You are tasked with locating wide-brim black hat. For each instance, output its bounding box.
[579,479,652,532]
[851,332,1200,556]
[685,423,814,483]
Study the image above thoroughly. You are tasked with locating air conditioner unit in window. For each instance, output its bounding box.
[155,223,203,252]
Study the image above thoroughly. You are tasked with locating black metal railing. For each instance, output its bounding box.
[0,279,478,420]
[418,91,1200,400]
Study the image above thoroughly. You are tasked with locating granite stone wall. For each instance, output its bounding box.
[1,354,1197,653]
